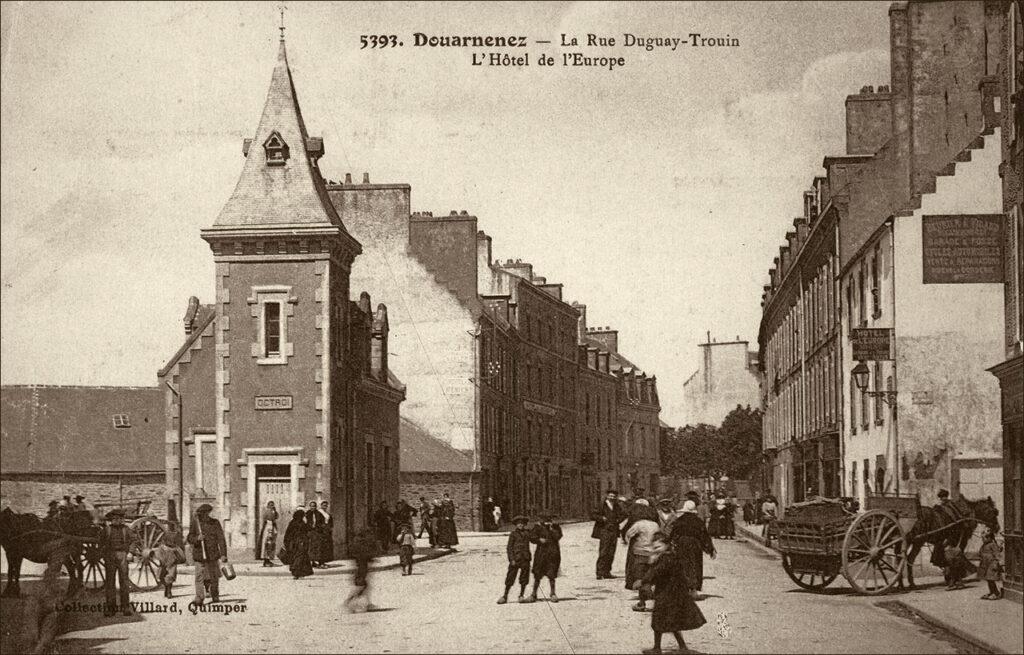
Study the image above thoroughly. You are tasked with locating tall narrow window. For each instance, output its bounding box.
[264,302,282,357]
[857,268,866,325]
[861,368,870,429]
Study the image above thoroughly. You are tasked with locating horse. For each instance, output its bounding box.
[899,495,1000,589]
[0,507,95,597]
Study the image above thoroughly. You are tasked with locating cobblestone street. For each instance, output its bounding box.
[41,523,979,654]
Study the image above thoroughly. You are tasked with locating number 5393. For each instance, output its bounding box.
[360,35,400,48]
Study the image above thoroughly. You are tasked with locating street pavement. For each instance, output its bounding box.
[42,522,981,653]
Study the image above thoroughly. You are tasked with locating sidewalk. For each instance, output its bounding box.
[734,519,1023,654]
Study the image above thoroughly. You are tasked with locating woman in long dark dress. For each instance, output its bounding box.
[668,500,716,594]
[435,497,459,548]
[317,501,334,567]
[283,509,313,579]
[640,539,706,654]
[526,514,562,602]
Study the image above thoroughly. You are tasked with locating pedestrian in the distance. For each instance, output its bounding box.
[185,503,228,606]
[483,496,496,531]
[396,523,416,576]
[492,502,503,530]
[742,499,754,526]
[345,528,379,612]
[258,501,279,567]
[372,502,393,553]
[497,515,532,604]
[978,528,1003,600]
[416,496,432,540]
[525,513,562,603]
[317,501,334,567]
[655,498,678,534]
[592,489,625,580]
[639,538,707,654]
[761,495,778,546]
[283,509,313,579]
[305,500,325,568]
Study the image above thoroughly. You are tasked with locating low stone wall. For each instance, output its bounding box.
[0,473,167,518]
[400,471,480,531]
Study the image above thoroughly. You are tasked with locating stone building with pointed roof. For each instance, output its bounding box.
[160,39,403,555]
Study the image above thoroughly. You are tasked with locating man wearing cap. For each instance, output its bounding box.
[497,515,533,604]
[592,489,626,580]
[100,509,141,616]
[186,504,227,605]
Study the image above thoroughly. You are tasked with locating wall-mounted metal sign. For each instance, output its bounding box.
[255,395,293,410]
[922,214,1003,284]
[851,328,893,361]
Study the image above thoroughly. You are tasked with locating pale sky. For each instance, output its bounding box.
[0,1,891,425]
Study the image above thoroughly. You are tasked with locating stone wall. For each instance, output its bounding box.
[0,473,167,517]
[400,471,480,531]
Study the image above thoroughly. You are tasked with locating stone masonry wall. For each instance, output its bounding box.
[400,471,480,531]
[1,474,167,517]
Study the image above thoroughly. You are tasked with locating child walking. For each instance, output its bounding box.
[523,513,562,603]
[396,522,416,576]
[497,515,532,604]
[639,539,706,654]
[978,528,1004,600]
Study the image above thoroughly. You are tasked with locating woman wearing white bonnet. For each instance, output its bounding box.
[668,499,715,597]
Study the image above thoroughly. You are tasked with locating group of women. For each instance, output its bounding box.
[621,493,717,654]
[257,500,334,579]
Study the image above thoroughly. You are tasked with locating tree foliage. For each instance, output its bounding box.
[660,405,764,480]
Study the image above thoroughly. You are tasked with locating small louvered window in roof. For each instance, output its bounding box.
[113,414,131,428]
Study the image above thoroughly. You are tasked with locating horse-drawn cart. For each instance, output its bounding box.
[776,494,919,595]
[77,499,169,592]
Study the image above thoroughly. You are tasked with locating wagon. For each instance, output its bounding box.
[77,498,170,592]
[775,494,919,595]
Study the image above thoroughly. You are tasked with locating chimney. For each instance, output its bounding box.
[572,302,588,344]
[802,190,817,220]
[371,303,390,382]
[589,326,618,354]
[362,172,370,183]
[183,296,200,336]
[344,173,352,184]
[845,84,893,155]
[477,230,492,270]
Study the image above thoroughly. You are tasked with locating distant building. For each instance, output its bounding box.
[0,385,165,515]
[681,336,760,427]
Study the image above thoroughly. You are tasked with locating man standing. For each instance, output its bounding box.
[592,489,625,580]
[372,501,393,553]
[482,497,496,532]
[416,496,432,540]
[186,504,227,606]
[100,509,140,616]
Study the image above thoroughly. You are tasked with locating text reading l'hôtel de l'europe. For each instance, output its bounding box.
[359,32,740,71]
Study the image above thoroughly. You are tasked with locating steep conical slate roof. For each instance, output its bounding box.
[212,40,351,234]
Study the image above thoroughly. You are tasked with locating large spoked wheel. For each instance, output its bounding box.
[841,510,907,595]
[129,517,166,591]
[79,542,106,590]
[782,554,838,590]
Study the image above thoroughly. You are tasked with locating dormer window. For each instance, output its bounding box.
[113,414,131,428]
[263,131,289,166]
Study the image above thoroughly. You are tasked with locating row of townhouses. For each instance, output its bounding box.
[0,36,662,556]
[757,0,1022,599]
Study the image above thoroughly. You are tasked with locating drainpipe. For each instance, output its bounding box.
[165,380,184,523]
[887,217,900,496]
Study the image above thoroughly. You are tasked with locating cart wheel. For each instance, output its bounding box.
[129,517,166,591]
[782,554,837,590]
[842,509,907,595]
[79,542,106,590]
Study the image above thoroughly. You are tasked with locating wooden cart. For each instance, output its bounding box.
[78,499,169,592]
[776,494,919,595]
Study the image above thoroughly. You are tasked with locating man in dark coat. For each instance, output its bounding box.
[482,497,496,531]
[186,504,228,606]
[668,500,716,595]
[592,489,626,579]
[392,500,417,539]
[497,515,533,604]
[524,513,562,603]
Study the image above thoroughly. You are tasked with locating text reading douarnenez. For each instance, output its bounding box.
[360,32,739,70]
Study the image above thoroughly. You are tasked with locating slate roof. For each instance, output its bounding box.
[399,417,473,473]
[211,40,356,246]
[1,385,164,474]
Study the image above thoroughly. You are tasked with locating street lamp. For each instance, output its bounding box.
[851,361,897,406]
